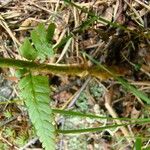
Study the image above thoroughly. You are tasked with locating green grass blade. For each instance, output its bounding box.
[57,124,128,134]
[57,119,150,134]
[117,77,150,104]
[75,16,98,32]
[53,35,72,49]
[135,138,142,150]
[52,108,150,122]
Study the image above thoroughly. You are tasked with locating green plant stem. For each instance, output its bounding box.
[0,57,84,75]
[52,109,150,122]
[57,120,150,134]
[57,124,124,134]
[0,57,120,78]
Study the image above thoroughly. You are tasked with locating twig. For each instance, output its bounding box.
[0,136,19,149]
[135,0,150,11]
[0,15,20,47]
[0,115,19,128]
[67,77,91,108]
[104,89,134,144]
[19,137,39,150]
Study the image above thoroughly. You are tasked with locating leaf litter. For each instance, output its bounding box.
[0,0,150,149]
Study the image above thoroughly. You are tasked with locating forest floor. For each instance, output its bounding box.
[0,0,150,150]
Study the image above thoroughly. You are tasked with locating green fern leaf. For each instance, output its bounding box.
[46,23,56,43]
[31,23,54,61]
[19,38,38,60]
[19,74,55,150]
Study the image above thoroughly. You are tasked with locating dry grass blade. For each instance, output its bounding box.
[124,0,144,26]
[56,38,72,63]
[0,15,20,47]
[135,0,150,11]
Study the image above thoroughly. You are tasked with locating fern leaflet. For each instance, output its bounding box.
[19,74,55,150]
[31,23,54,61]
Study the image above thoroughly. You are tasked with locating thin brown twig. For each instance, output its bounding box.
[104,89,134,144]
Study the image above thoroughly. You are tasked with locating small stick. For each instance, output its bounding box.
[104,89,134,144]
[67,77,91,108]
[19,137,38,150]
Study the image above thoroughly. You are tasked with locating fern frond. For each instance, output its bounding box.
[31,23,54,61]
[19,74,55,150]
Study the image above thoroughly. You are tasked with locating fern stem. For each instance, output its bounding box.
[0,57,122,79]
[0,57,85,74]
